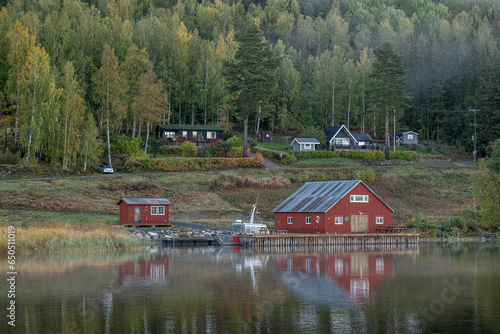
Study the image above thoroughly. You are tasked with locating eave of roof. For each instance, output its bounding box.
[325,125,358,144]
[116,198,173,205]
[292,138,321,144]
[271,180,394,213]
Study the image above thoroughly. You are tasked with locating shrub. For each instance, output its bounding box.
[248,138,258,149]
[124,157,263,172]
[198,145,213,157]
[210,175,290,190]
[223,130,241,141]
[255,152,264,165]
[226,135,243,147]
[257,148,296,165]
[389,151,418,160]
[180,141,198,157]
[0,151,20,164]
[294,151,338,159]
[110,134,141,155]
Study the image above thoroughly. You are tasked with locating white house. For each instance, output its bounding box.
[291,138,321,151]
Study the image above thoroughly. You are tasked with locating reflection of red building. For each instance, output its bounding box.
[275,253,392,306]
[119,258,169,286]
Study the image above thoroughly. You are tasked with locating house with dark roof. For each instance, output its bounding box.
[325,125,375,150]
[156,124,223,146]
[272,180,394,234]
[117,198,173,226]
[291,138,321,151]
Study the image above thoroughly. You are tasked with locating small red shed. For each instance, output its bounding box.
[116,198,172,226]
[272,180,394,234]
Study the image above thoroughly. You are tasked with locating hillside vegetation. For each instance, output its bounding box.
[0,0,498,170]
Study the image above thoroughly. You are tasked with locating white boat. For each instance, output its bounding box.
[212,196,268,246]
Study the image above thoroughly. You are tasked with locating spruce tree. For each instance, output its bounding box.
[368,42,408,160]
[224,23,280,157]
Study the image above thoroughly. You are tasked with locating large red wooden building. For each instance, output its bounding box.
[272,180,394,234]
[117,198,172,226]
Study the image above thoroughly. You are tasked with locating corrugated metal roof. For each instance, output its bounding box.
[117,198,172,205]
[158,124,223,131]
[271,180,394,213]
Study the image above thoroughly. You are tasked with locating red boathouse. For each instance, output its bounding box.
[117,198,172,226]
[272,180,394,234]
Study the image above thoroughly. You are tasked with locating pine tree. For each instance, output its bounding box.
[224,23,280,157]
[368,42,408,160]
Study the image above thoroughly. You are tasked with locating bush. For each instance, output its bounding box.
[294,151,338,159]
[110,134,141,155]
[210,175,290,190]
[124,157,263,172]
[198,145,213,157]
[0,151,20,164]
[226,136,243,147]
[255,152,264,165]
[180,141,198,157]
[389,151,418,160]
[223,130,241,141]
[257,148,296,165]
[248,138,258,149]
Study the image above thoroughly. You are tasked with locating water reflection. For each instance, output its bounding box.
[0,244,498,334]
[275,252,394,308]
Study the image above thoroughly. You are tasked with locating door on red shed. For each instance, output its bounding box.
[350,215,368,233]
[134,206,141,223]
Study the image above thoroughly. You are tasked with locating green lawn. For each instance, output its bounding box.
[258,139,292,151]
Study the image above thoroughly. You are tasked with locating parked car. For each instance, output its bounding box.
[97,162,114,174]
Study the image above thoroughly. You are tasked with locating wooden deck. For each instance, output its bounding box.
[238,233,419,249]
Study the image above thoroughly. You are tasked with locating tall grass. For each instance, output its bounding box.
[0,223,146,254]
[210,175,291,190]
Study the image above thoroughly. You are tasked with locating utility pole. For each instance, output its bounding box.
[393,108,396,151]
[469,109,479,162]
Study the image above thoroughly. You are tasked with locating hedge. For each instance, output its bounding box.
[337,150,418,161]
[124,157,263,172]
[293,151,339,159]
[256,148,297,165]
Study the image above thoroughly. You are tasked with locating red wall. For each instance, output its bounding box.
[118,202,171,226]
[274,183,392,234]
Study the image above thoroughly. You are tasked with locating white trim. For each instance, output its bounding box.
[376,217,384,224]
[327,125,358,145]
[305,216,311,224]
[158,206,165,215]
[350,195,369,203]
[335,217,343,225]
[151,206,158,215]
[287,217,293,224]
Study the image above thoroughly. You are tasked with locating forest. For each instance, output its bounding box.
[0,0,499,168]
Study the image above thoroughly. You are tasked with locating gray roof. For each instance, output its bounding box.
[272,180,394,213]
[292,138,321,144]
[396,131,419,136]
[117,198,172,205]
[325,125,357,143]
[352,133,372,142]
[158,124,223,131]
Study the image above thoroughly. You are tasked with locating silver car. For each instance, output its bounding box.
[97,163,114,174]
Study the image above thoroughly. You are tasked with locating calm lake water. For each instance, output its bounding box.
[1,243,499,333]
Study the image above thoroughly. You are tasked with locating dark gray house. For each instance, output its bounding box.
[325,125,357,150]
[156,124,223,146]
[291,138,321,151]
[395,131,419,146]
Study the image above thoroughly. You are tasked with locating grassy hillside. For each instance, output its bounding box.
[0,163,475,227]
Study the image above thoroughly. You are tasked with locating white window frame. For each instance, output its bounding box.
[376,217,384,224]
[165,131,175,138]
[305,143,311,149]
[305,217,311,224]
[192,131,197,137]
[350,195,369,203]
[182,131,188,137]
[335,217,343,225]
[287,217,293,224]
[407,134,414,140]
[151,206,158,215]
[158,206,165,215]
[207,131,216,139]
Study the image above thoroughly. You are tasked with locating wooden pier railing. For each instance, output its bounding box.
[238,233,419,249]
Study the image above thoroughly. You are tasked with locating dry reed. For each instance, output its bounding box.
[0,224,144,254]
[210,175,291,190]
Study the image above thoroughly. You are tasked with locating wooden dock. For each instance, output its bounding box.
[238,233,419,249]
